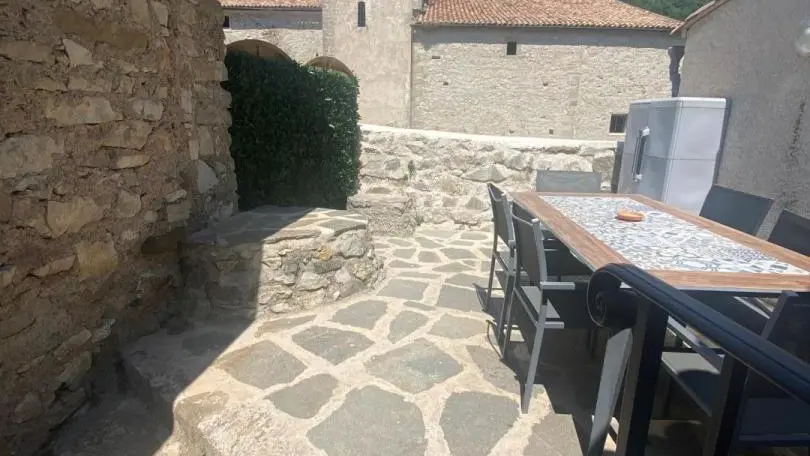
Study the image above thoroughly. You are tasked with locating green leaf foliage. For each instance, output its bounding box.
[621,0,710,20]
[223,52,361,210]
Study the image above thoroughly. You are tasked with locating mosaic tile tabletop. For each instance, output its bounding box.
[540,196,809,275]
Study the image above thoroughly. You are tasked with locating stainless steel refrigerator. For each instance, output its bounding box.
[617,97,728,213]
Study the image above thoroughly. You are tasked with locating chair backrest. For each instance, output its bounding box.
[747,292,810,398]
[699,185,773,235]
[768,210,810,256]
[535,170,602,193]
[510,201,547,283]
[487,183,513,245]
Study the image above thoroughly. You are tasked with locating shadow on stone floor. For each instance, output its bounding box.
[471,277,713,456]
[45,207,342,456]
[45,223,773,456]
[469,279,605,454]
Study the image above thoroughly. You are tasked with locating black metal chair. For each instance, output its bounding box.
[699,185,773,235]
[484,184,591,346]
[534,170,603,257]
[686,209,810,322]
[660,292,810,450]
[502,201,596,413]
[768,209,810,256]
[484,183,517,321]
[535,170,603,193]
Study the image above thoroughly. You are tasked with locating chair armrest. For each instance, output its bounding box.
[539,281,577,291]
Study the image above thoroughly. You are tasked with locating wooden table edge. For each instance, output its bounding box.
[511,191,631,270]
[512,191,810,294]
[631,194,810,274]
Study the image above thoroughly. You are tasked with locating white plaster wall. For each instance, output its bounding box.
[323,0,413,127]
[680,0,810,229]
[411,27,681,140]
[224,9,323,63]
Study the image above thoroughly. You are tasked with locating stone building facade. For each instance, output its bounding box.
[224,8,323,63]
[0,0,236,453]
[221,0,682,139]
[411,27,681,139]
[677,0,810,232]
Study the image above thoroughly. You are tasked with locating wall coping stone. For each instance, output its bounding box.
[360,124,617,150]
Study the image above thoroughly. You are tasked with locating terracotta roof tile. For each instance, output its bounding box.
[220,0,320,9]
[417,0,681,30]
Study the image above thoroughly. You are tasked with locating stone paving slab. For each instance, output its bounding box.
[365,339,462,393]
[119,226,707,456]
[308,386,428,455]
[267,374,339,419]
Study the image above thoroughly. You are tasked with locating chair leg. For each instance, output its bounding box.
[586,328,633,456]
[484,252,497,312]
[495,272,515,347]
[500,283,517,361]
[521,304,548,414]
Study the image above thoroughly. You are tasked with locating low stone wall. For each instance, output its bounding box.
[183,207,383,316]
[0,0,235,453]
[350,125,617,232]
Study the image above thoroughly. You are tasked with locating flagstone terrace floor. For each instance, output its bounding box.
[50,227,704,456]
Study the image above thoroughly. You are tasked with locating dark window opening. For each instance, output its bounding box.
[506,41,517,55]
[357,2,366,27]
[610,114,628,134]
[223,16,230,28]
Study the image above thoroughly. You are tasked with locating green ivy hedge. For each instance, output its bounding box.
[223,52,360,210]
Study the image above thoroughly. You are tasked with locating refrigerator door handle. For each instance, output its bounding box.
[632,127,650,183]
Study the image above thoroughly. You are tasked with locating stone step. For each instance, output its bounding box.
[182,205,383,316]
[121,316,251,456]
[44,384,199,456]
[347,193,418,236]
[120,312,333,456]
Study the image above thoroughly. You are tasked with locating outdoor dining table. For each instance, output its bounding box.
[512,192,810,456]
[511,192,810,296]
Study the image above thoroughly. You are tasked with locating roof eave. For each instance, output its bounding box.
[671,0,730,36]
[222,5,321,11]
[413,21,677,32]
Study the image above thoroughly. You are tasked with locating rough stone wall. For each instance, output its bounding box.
[411,26,682,140]
[224,8,323,63]
[680,0,810,233]
[323,0,413,127]
[352,125,616,230]
[0,0,236,453]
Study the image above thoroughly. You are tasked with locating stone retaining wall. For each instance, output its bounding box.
[350,125,617,232]
[0,1,235,453]
[183,207,383,316]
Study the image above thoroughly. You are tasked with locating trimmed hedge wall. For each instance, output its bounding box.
[224,52,361,210]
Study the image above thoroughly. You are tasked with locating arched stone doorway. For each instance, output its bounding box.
[305,56,356,80]
[227,39,293,62]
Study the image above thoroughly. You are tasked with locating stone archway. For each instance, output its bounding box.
[227,39,294,62]
[305,56,356,80]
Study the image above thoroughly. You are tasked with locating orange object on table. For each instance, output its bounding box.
[616,210,644,222]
